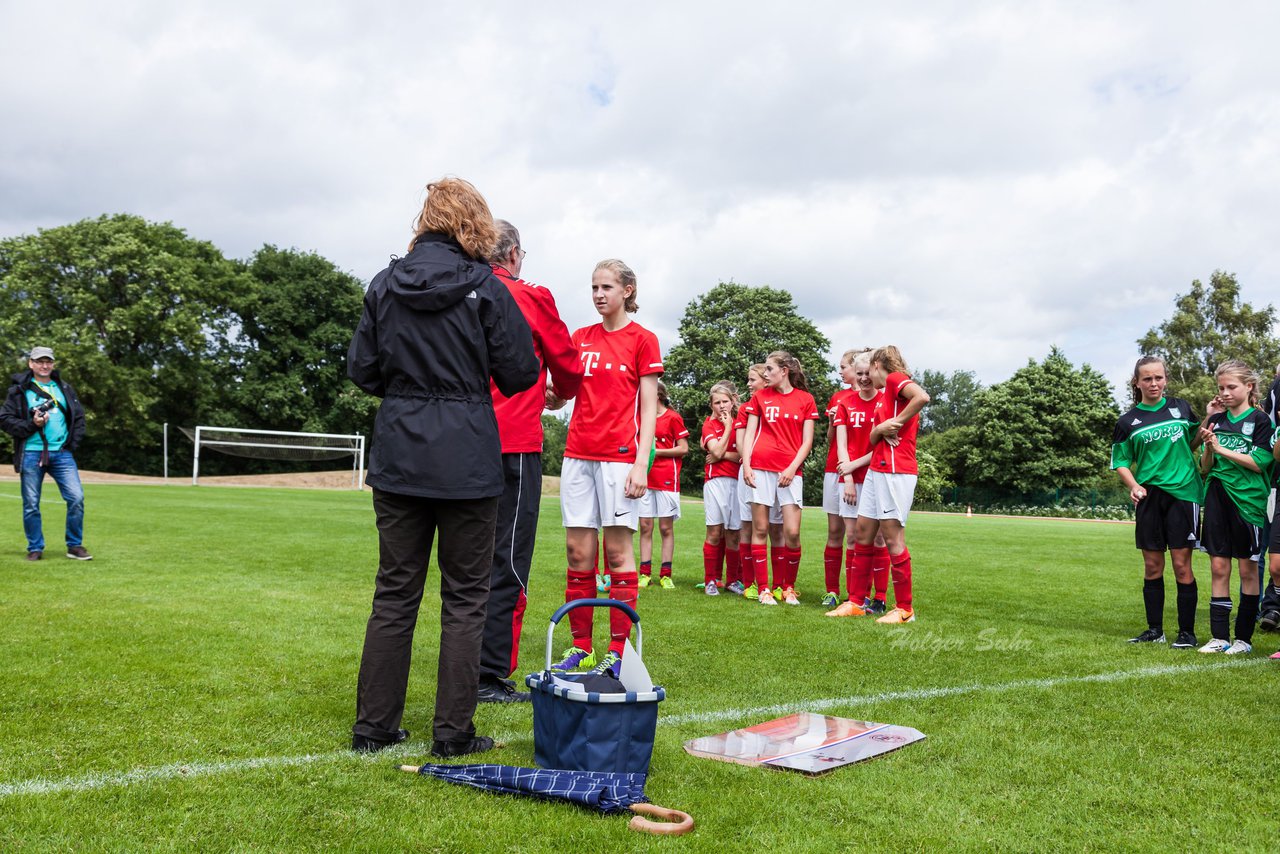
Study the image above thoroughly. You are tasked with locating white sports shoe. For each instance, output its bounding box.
[1224,639,1253,655]
[1198,638,1231,653]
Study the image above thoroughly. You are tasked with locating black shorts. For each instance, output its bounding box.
[1134,484,1199,552]
[1201,478,1262,560]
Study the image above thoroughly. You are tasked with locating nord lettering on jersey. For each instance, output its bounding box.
[765,405,781,423]
[581,351,602,376]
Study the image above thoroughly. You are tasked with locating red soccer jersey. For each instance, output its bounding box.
[869,372,921,475]
[564,321,664,463]
[701,415,740,480]
[839,390,882,484]
[741,387,819,473]
[648,408,689,490]
[489,265,584,454]
[823,388,855,473]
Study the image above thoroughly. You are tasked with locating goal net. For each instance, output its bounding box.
[182,426,365,488]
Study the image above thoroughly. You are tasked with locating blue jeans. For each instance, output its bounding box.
[21,450,84,553]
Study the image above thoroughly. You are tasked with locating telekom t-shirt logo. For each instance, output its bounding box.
[848,411,866,427]
[580,351,602,376]
[764,405,781,423]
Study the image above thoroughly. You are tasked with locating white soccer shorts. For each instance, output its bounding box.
[560,457,640,531]
[856,471,917,525]
[822,472,859,519]
[703,477,740,529]
[739,468,782,524]
[639,488,681,520]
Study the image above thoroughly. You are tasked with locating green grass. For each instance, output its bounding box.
[0,482,1275,852]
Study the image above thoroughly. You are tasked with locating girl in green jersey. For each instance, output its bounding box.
[1197,360,1274,655]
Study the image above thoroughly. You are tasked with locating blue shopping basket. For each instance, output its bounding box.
[525,599,666,774]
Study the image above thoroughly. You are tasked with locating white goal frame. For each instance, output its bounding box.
[192,426,365,489]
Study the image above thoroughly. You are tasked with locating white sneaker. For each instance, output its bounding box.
[1224,639,1253,655]
[1198,638,1231,653]
[704,580,720,596]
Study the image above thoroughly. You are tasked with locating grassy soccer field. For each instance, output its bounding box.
[0,482,1274,852]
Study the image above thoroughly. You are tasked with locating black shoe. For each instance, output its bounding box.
[430,736,495,759]
[1127,628,1166,643]
[351,729,409,753]
[477,680,531,704]
[1260,610,1280,632]
[26,551,42,562]
[1171,630,1198,649]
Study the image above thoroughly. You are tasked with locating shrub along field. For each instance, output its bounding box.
[0,483,1273,851]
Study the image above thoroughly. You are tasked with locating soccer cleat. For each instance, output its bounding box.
[596,573,611,593]
[825,600,867,617]
[758,588,778,606]
[705,580,720,596]
[1224,639,1253,655]
[1260,610,1280,632]
[1127,628,1166,644]
[742,583,758,600]
[772,587,784,603]
[782,588,799,606]
[875,607,915,624]
[637,574,651,589]
[659,576,675,590]
[590,651,622,678]
[1170,630,1198,650]
[866,598,888,615]
[726,580,745,596]
[821,592,840,608]
[1270,649,1280,660]
[694,582,706,590]
[1197,638,1231,654]
[550,647,596,672]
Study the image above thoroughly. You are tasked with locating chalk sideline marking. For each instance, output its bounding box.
[0,658,1265,799]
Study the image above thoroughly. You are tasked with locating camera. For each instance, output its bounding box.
[31,398,58,416]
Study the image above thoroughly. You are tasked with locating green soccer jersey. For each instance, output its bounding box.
[1204,406,1274,526]
[1111,397,1202,504]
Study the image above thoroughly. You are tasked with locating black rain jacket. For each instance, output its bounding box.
[347,233,539,499]
[0,369,87,472]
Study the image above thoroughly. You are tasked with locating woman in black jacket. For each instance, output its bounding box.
[348,177,539,757]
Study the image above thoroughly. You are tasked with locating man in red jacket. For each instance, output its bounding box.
[478,220,585,702]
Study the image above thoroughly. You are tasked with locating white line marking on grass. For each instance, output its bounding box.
[0,659,1265,799]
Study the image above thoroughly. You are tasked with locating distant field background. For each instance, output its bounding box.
[0,479,1274,852]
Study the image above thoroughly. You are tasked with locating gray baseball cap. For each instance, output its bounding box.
[29,346,55,360]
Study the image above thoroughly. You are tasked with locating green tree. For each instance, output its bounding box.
[663,281,834,500]
[917,369,982,434]
[229,245,371,437]
[967,348,1119,493]
[1137,270,1280,413]
[541,413,568,476]
[0,214,251,473]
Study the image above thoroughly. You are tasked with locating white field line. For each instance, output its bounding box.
[0,658,1265,800]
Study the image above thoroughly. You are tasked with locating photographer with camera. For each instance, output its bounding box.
[0,347,92,561]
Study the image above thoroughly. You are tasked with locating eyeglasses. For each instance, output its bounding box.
[517,247,527,259]
[32,358,54,365]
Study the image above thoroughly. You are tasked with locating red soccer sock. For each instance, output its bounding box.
[890,548,913,612]
[703,541,726,584]
[659,561,673,579]
[872,545,891,601]
[638,559,652,578]
[566,567,596,647]
[754,544,771,590]
[725,547,740,586]
[783,546,801,589]
[770,547,784,589]
[850,543,875,603]
[823,545,842,595]
[609,571,638,654]
[845,549,857,602]
[740,547,754,587]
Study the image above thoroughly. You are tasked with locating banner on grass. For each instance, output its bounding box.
[683,713,924,775]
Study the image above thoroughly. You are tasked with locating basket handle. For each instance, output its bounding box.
[544,598,642,671]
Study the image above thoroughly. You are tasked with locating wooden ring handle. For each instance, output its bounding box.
[628,803,694,836]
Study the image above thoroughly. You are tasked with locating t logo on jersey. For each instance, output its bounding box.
[764,405,781,423]
[849,411,866,428]
[580,351,602,376]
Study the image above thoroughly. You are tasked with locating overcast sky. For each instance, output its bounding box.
[3,1,1279,398]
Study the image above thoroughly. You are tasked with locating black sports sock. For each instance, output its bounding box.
[1143,578,1165,631]
[1176,580,1197,634]
[1237,594,1259,644]
[1209,597,1233,642]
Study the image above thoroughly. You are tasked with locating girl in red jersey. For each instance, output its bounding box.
[638,380,689,589]
[554,259,662,678]
[852,345,930,624]
[828,349,892,616]
[734,365,772,599]
[741,351,820,606]
[820,351,859,607]
[701,381,742,596]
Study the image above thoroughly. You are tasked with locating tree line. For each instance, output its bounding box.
[3,215,1275,500]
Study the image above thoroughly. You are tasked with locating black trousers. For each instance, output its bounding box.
[479,453,543,683]
[353,489,497,744]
